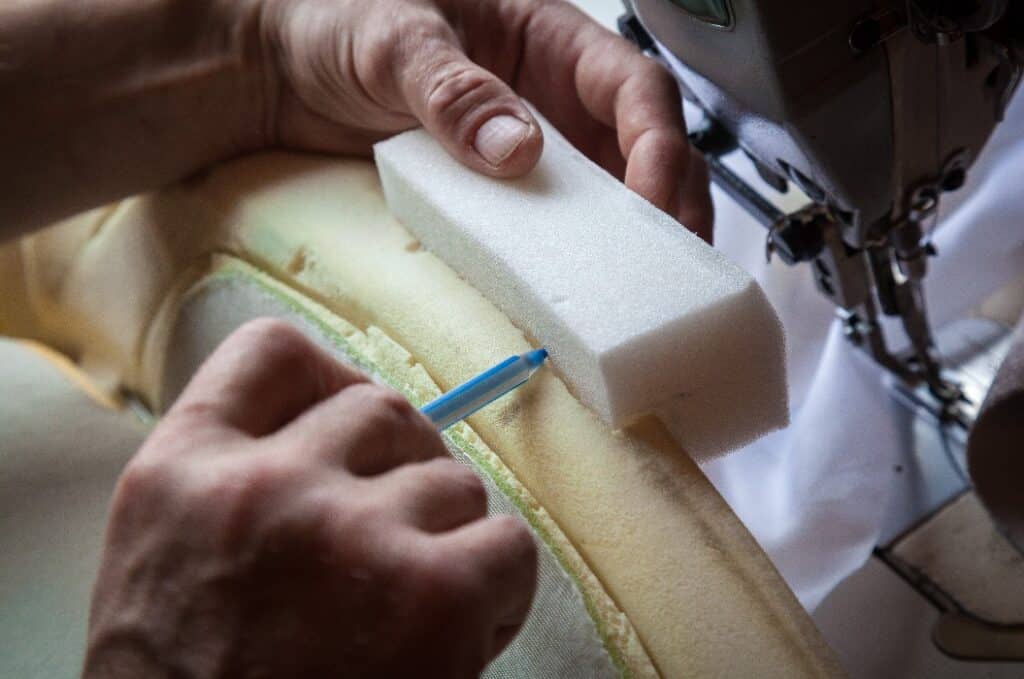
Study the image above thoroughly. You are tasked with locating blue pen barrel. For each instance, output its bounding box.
[421,348,548,430]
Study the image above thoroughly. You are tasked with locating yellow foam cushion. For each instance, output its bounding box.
[5,154,840,677]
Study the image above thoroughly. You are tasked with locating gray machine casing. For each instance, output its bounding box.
[631,0,1020,247]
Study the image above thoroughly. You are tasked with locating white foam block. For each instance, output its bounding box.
[374,115,788,459]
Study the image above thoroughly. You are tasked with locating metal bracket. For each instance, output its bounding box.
[688,114,968,422]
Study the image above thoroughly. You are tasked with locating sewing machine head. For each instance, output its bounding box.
[621,0,1024,416]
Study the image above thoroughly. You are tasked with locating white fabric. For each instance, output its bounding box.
[703,90,1024,610]
[0,340,149,679]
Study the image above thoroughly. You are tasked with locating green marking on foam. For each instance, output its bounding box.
[207,258,632,678]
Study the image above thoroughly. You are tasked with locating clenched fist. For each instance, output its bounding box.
[84,320,537,678]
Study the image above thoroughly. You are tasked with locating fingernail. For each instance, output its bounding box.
[474,115,529,166]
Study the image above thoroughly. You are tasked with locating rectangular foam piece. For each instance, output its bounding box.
[374,114,788,459]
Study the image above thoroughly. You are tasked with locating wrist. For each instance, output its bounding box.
[140,0,273,160]
[206,0,279,156]
[42,0,274,160]
[0,0,274,234]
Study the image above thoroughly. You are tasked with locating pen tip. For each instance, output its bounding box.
[525,348,548,367]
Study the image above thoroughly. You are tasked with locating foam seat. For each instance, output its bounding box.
[0,153,840,677]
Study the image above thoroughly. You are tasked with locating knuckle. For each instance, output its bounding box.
[231,318,310,367]
[106,456,176,541]
[142,413,209,452]
[360,384,417,423]
[292,489,352,541]
[431,460,487,512]
[406,459,488,522]
[424,63,490,114]
[166,398,224,429]
[115,456,168,502]
[235,317,298,343]
[410,550,474,608]
[637,57,667,81]
[329,385,428,473]
[419,67,524,148]
[188,463,265,517]
[109,451,191,531]
[490,515,538,566]
[256,488,327,556]
[232,456,301,501]
[189,454,307,540]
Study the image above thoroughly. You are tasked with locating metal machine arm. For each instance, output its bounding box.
[619,0,1024,426]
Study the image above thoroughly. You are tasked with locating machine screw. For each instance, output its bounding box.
[850,18,882,53]
[941,167,967,192]
[908,187,940,221]
[767,215,825,265]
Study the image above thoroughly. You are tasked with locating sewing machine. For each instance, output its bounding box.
[621,0,1022,420]
[617,1,1024,675]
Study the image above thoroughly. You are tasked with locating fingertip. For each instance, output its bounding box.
[404,38,543,179]
[623,130,716,241]
[471,112,544,178]
[491,624,522,658]
[172,318,365,437]
[681,204,715,244]
[623,129,683,214]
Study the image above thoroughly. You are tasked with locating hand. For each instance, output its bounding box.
[1,0,711,240]
[253,0,713,239]
[84,319,537,678]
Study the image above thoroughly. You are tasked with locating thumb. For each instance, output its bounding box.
[397,29,543,178]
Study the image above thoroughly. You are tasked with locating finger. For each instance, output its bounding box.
[169,318,367,437]
[382,458,488,533]
[436,515,537,646]
[392,12,543,177]
[567,23,714,230]
[677,149,714,243]
[280,382,447,475]
[622,120,689,216]
[587,56,688,213]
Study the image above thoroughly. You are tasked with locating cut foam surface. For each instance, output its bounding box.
[374,114,788,459]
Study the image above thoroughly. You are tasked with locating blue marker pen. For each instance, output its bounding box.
[421,348,549,430]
